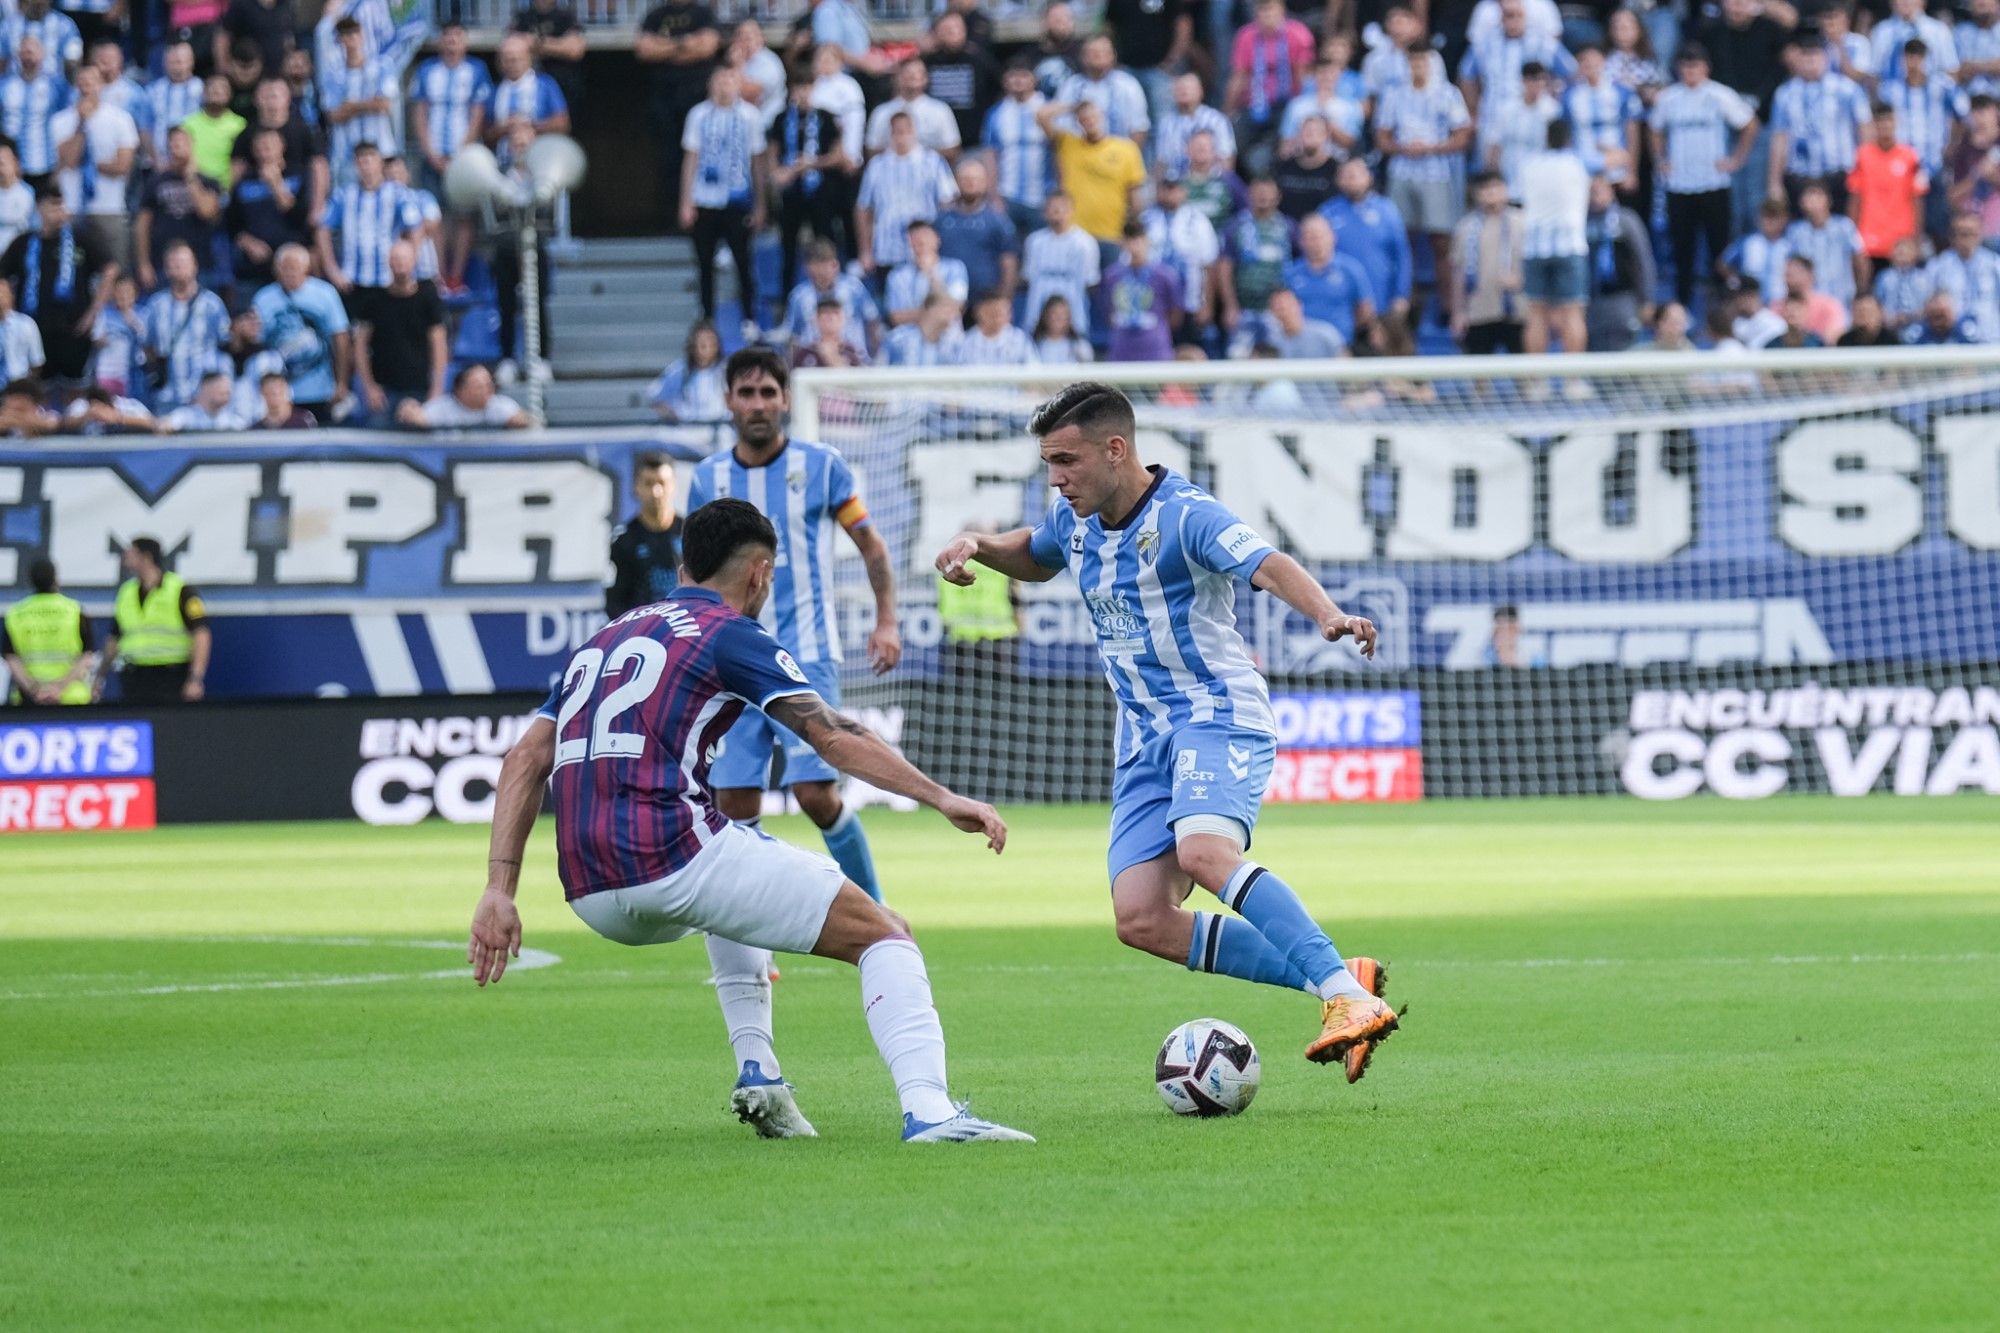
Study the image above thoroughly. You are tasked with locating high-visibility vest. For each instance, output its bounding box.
[4,592,90,704]
[114,572,193,667]
[937,573,1017,643]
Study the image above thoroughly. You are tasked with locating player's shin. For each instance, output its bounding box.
[856,936,957,1124]
[1186,912,1315,991]
[1216,864,1372,1002]
[819,806,884,902]
[706,934,780,1079]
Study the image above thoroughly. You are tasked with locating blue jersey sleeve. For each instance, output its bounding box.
[1178,494,1275,580]
[824,450,868,529]
[536,676,561,720]
[712,616,824,709]
[1028,497,1069,570]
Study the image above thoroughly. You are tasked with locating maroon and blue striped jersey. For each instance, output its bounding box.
[538,586,821,900]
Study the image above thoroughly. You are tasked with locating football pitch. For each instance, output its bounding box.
[5,798,1998,1330]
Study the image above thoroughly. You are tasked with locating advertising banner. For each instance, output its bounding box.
[0,720,157,831]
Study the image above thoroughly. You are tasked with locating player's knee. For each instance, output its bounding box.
[1174,842,1238,894]
[794,783,843,827]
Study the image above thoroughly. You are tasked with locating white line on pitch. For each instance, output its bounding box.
[0,939,562,1001]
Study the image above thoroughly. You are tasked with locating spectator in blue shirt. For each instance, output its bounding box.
[252,242,353,421]
[1282,213,1376,344]
[933,156,1019,302]
[1318,157,1413,347]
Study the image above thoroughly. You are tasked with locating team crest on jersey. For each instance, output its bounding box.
[1070,533,1084,554]
[1135,528,1160,566]
[787,464,807,493]
[775,649,809,683]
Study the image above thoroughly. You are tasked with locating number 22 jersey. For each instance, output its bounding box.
[539,587,820,899]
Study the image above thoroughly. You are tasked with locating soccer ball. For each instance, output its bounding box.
[1155,1018,1260,1116]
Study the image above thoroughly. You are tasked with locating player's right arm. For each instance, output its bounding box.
[470,713,555,986]
[765,692,1006,852]
[935,527,1060,586]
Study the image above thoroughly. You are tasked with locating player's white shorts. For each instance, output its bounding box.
[568,822,845,955]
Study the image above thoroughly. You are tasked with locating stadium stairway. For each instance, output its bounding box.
[546,236,701,427]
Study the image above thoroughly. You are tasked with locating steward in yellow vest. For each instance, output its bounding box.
[3,558,96,705]
[936,568,1020,643]
[100,537,212,705]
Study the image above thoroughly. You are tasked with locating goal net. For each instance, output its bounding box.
[790,349,2000,807]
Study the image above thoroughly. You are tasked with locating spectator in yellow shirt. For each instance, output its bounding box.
[1035,96,1145,267]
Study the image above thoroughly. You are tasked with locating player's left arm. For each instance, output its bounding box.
[831,468,901,673]
[1250,553,1377,659]
[470,715,555,986]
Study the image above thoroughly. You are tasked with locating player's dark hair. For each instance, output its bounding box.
[724,345,789,391]
[682,498,778,582]
[29,556,55,593]
[335,15,361,34]
[1546,118,1572,150]
[1028,381,1136,444]
[129,536,166,566]
[1904,38,1928,58]
[635,451,670,477]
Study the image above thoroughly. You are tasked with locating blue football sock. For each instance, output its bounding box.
[1185,912,1314,992]
[1217,863,1346,993]
[820,806,883,902]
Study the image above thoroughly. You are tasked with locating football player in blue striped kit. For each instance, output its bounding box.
[935,382,1401,1082]
[686,347,900,906]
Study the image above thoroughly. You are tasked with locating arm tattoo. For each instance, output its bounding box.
[768,694,869,746]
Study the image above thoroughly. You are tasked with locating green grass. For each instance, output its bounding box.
[4,798,1999,1330]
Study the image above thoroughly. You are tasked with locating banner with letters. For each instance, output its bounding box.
[5,384,2000,701]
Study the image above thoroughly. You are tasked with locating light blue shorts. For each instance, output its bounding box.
[1107,723,1276,882]
[710,656,842,790]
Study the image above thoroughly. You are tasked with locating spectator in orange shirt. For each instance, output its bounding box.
[1774,255,1850,342]
[1848,102,1928,261]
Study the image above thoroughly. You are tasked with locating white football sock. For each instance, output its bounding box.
[857,937,957,1124]
[705,934,779,1077]
[1316,968,1375,1003]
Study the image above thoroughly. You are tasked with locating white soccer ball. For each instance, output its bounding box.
[1155,1018,1260,1116]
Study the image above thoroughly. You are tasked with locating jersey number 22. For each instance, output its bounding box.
[553,640,668,767]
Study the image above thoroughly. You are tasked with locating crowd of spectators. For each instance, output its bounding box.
[646,0,2000,385]
[0,0,553,436]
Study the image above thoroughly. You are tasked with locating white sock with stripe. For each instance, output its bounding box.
[857,936,957,1124]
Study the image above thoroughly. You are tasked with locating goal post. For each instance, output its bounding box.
[791,348,2000,807]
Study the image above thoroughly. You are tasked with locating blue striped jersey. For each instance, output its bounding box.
[412,56,492,159]
[680,98,761,209]
[1881,74,1967,171]
[408,187,442,280]
[323,180,422,288]
[1489,94,1559,200]
[1054,69,1150,139]
[1874,263,1930,324]
[1925,248,2000,343]
[322,59,400,174]
[883,322,965,366]
[1770,74,1869,177]
[783,273,880,346]
[1870,14,1958,81]
[1649,80,1755,194]
[137,288,230,410]
[1723,230,1794,303]
[0,71,69,175]
[0,11,81,68]
[1029,466,1277,758]
[490,72,567,164]
[856,146,957,266]
[982,96,1052,207]
[1021,223,1102,334]
[958,323,1036,364]
[141,74,203,161]
[1278,92,1362,150]
[1376,81,1470,183]
[1783,216,1864,304]
[1958,18,2000,96]
[1154,104,1235,176]
[884,257,968,315]
[686,439,868,664]
[1562,78,1641,180]
[1461,31,1575,125]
